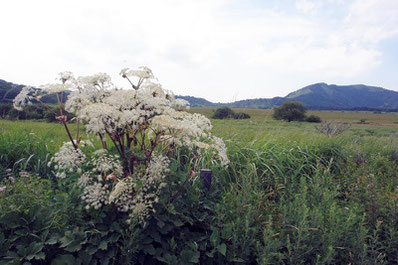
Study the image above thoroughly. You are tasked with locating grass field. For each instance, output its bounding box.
[2,109,398,264]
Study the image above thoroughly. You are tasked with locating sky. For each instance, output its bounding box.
[0,0,397,103]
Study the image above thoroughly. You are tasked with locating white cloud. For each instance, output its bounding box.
[295,0,321,13]
[345,0,398,43]
[0,0,396,102]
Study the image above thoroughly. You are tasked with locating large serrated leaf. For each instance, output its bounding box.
[64,240,83,252]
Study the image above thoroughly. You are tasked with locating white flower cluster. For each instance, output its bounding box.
[79,150,123,210]
[120,66,154,80]
[13,86,35,111]
[15,66,229,223]
[151,109,230,165]
[48,142,86,179]
[78,151,169,222]
[132,153,169,222]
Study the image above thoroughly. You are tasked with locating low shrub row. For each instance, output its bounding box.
[212,107,251,119]
[0,104,74,122]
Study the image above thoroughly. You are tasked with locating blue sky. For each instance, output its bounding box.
[0,0,397,102]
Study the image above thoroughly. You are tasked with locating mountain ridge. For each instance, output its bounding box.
[178,83,398,111]
[2,79,398,111]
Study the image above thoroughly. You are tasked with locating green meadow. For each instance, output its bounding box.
[2,109,398,264]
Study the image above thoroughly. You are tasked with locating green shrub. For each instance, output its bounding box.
[306,115,321,123]
[273,101,307,122]
[0,175,63,264]
[212,107,235,119]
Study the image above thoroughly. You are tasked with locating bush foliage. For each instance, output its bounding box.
[0,104,74,123]
[273,101,307,122]
[306,115,322,123]
[212,107,250,120]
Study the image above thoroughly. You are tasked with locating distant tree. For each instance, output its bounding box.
[273,101,307,122]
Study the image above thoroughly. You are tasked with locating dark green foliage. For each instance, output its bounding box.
[233,112,251,119]
[306,115,322,123]
[0,103,73,122]
[0,105,12,118]
[273,101,307,122]
[212,107,235,119]
[212,107,250,120]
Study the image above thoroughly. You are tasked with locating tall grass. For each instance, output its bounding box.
[2,111,398,263]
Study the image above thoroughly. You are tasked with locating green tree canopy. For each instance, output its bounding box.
[272,101,307,122]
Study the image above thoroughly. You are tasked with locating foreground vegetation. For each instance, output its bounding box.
[2,108,398,264]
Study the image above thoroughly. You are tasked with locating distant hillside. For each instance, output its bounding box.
[179,83,398,111]
[0,79,67,104]
[3,78,398,111]
[285,83,398,110]
[175,96,216,107]
[0,79,24,103]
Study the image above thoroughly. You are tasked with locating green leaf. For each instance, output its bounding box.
[157,253,178,264]
[229,257,245,263]
[51,254,77,265]
[0,232,5,243]
[78,251,92,264]
[98,240,108,250]
[86,245,98,255]
[172,219,184,227]
[59,235,74,248]
[151,231,161,243]
[46,236,58,245]
[64,240,83,252]
[26,252,45,261]
[143,244,156,255]
[218,243,227,256]
[156,219,165,229]
[5,251,19,258]
[210,229,219,247]
[180,249,200,263]
[108,233,120,243]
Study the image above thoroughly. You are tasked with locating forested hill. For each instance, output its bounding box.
[0,79,24,103]
[285,83,398,110]
[177,83,398,111]
[2,78,398,110]
[0,79,67,104]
